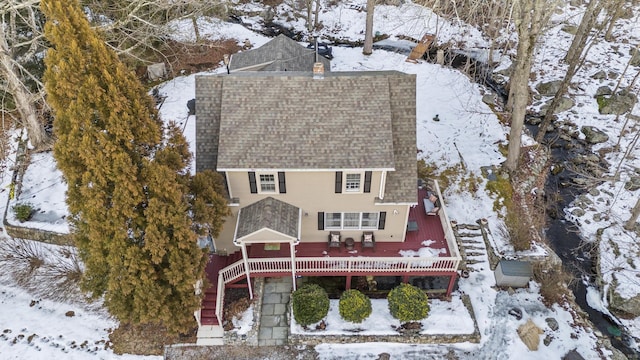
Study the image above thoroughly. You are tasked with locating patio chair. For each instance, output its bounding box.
[361,231,375,252]
[328,231,341,252]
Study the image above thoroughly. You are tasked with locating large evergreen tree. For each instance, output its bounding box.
[42,0,228,333]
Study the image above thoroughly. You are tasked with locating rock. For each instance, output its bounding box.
[561,25,578,35]
[562,349,586,360]
[543,334,553,346]
[541,97,575,114]
[581,126,609,144]
[65,311,75,317]
[383,0,402,5]
[536,80,563,96]
[571,208,585,217]
[597,90,638,115]
[591,70,607,80]
[588,188,600,196]
[609,288,640,317]
[508,308,523,320]
[595,86,612,97]
[482,94,498,106]
[624,176,640,191]
[517,319,543,351]
[545,317,559,331]
[378,353,391,360]
[631,48,640,67]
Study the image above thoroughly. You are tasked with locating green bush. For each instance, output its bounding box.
[339,289,372,323]
[13,203,34,222]
[291,284,329,326]
[387,283,429,323]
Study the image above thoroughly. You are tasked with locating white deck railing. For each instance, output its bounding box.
[213,254,461,323]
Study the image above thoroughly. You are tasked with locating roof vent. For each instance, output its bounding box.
[313,62,324,79]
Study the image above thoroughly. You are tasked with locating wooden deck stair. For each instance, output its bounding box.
[197,251,245,345]
[200,252,244,326]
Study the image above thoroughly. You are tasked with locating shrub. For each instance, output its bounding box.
[12,203,34,222]
[387,283,429,323]
[291,284,329,326]
[339,289,372,323]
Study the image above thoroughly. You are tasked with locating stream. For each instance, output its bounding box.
[531,124,639,359]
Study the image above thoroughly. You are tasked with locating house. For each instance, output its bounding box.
[194,63,462,344]
[228,34,331,72]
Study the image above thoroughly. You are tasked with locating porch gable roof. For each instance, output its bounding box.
[235,197,300,242]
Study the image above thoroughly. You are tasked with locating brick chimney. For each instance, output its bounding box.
[313,62,324,79]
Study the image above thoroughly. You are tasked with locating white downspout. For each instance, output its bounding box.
[379,170,387,200]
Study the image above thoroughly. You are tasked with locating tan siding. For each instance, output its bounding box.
[219,171,410,244]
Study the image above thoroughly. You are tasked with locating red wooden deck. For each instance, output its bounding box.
[248,189,450,259]
[199,189,455,324]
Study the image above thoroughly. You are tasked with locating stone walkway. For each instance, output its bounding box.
[257,277,292,346]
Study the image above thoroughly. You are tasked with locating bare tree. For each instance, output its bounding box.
[0,0,52,151]
[504,0,557,172]
[363,0,375,55]
[535,0,603,143]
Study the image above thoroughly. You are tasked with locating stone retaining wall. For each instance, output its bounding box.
[224,278,264,346]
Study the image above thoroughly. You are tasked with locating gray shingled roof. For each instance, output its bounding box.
[195,70,417,203]
[229,34,331,72]
[216,72,396,170]
[236,197,300,240]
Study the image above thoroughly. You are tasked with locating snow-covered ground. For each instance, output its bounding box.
[2,0,640,359]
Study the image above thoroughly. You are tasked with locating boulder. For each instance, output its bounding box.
[595,86,612,97]
[581,126,609,144]
[562,349,586,360]
[609,289,640,317]
[597,90,638,115]
[536,80,563,96]
[631,48,640,67]
[482,94,498,106]
[545,317,559,331]
[591,70,607,80]
[541,97,575,115]
[624,176,640,191]
[517,319,543,351]
[561,25,578,35]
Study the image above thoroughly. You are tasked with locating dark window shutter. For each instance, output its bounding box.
[364,171,372,193]
[248,172,257,193]
[278,172,286,193]
[335,171,342,193]
[318,212,325,230]
[378,211,386,230]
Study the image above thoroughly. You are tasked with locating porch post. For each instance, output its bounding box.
[402,275,409,283]
[345,275,352,290]
[241,242,253,299]
[290,241,297,291]
[446,273,457,297]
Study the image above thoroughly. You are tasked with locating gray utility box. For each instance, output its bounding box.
[494,260,533,287]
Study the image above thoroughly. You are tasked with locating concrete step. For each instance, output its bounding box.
[196,337,224,346]
[197,325,224,338]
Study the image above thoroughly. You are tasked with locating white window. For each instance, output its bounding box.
[343,213,360,229]
[344,173,361,192]
[324,212,379,230]
[325,213,342,229]
[361,212,379,229]
[258,173,276,193]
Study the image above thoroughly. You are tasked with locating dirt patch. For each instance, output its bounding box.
[165,345,318,360]
[140,39,242,80]
[109,322,197,356]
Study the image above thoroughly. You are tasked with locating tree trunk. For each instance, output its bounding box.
[191,16,200,42]
[363,0,375,55]
[314,0,321,30]
[0,26,51,151]
[536,0,602,143]
[604,0,625,42]
[625,197,640,231]
[505,0,556,171]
